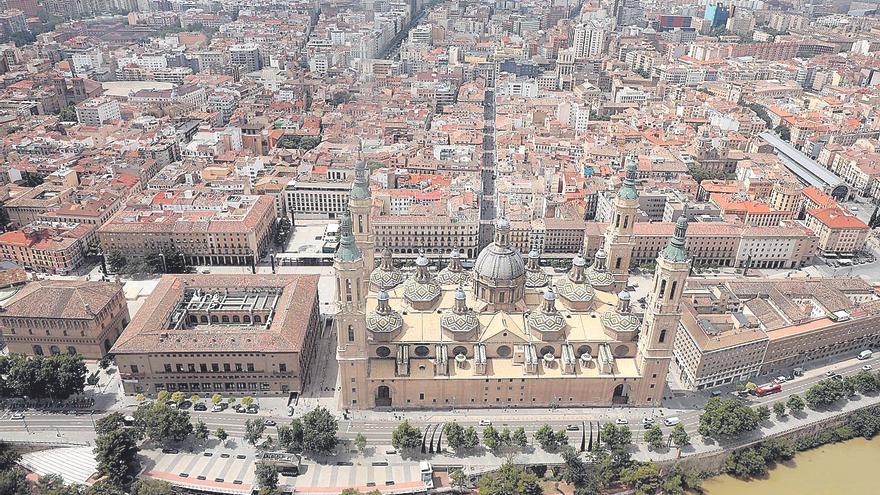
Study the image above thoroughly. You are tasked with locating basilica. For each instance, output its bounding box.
[335,159,692,409]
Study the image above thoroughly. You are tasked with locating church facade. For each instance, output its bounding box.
[335,158,692,409]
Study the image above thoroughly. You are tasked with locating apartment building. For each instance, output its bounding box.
[0,280,129,359]
[673,278,880,390]
[372,208,480,260]
[284,179,352,220]
[97,192,275,266]
[0,222,93,275]
[75,97,121,126]
[711,195,793,227]
[737,224,818,269]
[112,274,321,397]
[2,183,74,228]
[804,207,869,255]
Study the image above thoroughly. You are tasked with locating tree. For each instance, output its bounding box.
[512,427,528,448]
[560,446,605,494]
[241,396,254,406]
[391,420,422,453]
[135,394,145,403]
[477,462,542,495]
[774,125,791,141]
[848,370,880,395]
[0,468,30,495]
[643,425,664,451]
[37,474,86,495]
[599,423,633,470]
[171,391,185,406]
[805,378,850,409]
[194,420,209,444]
[3,353,88,400]
[787,394,806,414]
[156,390,169,403]
[189,394,200,404]
[450,468,469,493]
[86,479,127,495]
[482,425,502,451]
[255,463,278,492]
[353,433,367,454]
[95,412,127,435]
[301,406,338,454]
[134,403,193,445]
[106,251,127,274]
[130,479,174,495]
[245,418,266,446]
[444,422,465,450]
[698,397,759,440]
[278,419,304,453]
[215,428,228,446]
[755,405,772,422]
[0,441,21,470]
[620,462,662,495]
[94,429,140,486]
[722,438,794,479]
[773,402,787,418]
[670,423,690,448]
[212,393,223,405]
[534,423,567,451]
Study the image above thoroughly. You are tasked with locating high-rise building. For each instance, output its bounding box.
[704,3,733,29]
[229,44,262,74]
[572,21,607,58]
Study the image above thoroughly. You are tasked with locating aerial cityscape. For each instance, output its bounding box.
[0,0,879,494]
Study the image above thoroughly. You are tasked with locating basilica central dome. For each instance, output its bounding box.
[473,217,525,281]
[472,217,526,309]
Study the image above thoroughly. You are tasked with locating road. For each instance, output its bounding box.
[4,354,876,449]
[479,88,497,250]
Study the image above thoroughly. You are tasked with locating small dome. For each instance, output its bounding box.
[497,217,510,229]
[415,254,429,266]
[474,245,525,281]
[450,249,460,258]
[529,250,539,259]
[572,253,586,267]
[618,291,630,301]
[544,290,556,301]
[455,287,467,300]
[378,290,390,301]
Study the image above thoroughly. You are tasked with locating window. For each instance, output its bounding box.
[131,365,139,373]
[615,257,622,269]
[347,325,354,342]
[235,363,243,372]
[247,363,255,372]
[376,346,391,358]
[669,281,677,299]
[659,279,667,299]
[164,364,172,373]
[414,345,430,357]
[200,363,208,372]
[497,345,512,358]
[188,364,196,372]
[659,329,667,344]
[279,363,287,372]
[223,363,231,372]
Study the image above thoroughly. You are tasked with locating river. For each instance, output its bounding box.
[702,436,880,495]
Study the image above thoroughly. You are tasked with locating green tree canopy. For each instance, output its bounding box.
[698,397,759,440]
[391,420,422,452]
[477,463,542,495]
[130,478,174,495]
[301,406,338,454]
[94,429,140,486]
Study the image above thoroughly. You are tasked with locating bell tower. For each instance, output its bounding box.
[334,210,369,408]
[603,155,639,291]
[349,158,375,272]
[632,216,691,406]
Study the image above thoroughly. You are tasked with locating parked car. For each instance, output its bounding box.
[664,417,681,427]
[642,417,655,426]
[565,424,580,431]
[615,418,629,425]
[10,413,24,420]
[193,403,207,411]
[863,365,873,371]
[774,376,787,384]
[161,448,179,454]
[264,419,276,427]
[246,406,258,414]
[211,404,224,412]
[478,419,492,426]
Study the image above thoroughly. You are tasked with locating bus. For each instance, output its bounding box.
[753,383,782,396]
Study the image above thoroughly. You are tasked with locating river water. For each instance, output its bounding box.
[702,436,880,495]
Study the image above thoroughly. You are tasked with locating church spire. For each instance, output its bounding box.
[335,211,362,262]
[660,216,689,262]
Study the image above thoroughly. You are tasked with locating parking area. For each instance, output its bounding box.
[141,448,256,495]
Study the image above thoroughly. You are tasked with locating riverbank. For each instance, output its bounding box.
[702,435,880,494]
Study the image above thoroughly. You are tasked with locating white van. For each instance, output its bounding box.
[664,417,681,427]
[858,350,873,360]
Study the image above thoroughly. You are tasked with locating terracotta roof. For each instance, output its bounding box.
[111,275,319,354]
[807,207,868,230]
[0,280,122,319]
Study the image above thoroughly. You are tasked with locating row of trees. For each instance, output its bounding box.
[105,247,189,276]
[0,353,87,400]
[805,371,880,409]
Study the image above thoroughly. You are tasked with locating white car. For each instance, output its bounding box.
[774,376,787,384]
[642,417,655,426]
[478,419,492,426]
[211,404,223,412]
[615,418,629,425]
[863,365,873,371]
[11,413,24,420]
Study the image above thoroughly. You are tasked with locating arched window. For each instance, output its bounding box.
[33,345,44,356]
[623,216,629,228]
[232,315,240,323]
[243,315,251,323]
[659,279,667,299]
[659,329,667,344]
[254,315,262,324]
[201,315,209,323]
[210,315,219,323]
[49,345,60,355]
[347,325,354,342]
[614,214,620,228]
[615,257,622,269]
[345,280,353,303]
[67,346,77,355]
[669,281,678,300]
[221,315,230,323]
[358,215,364,234]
